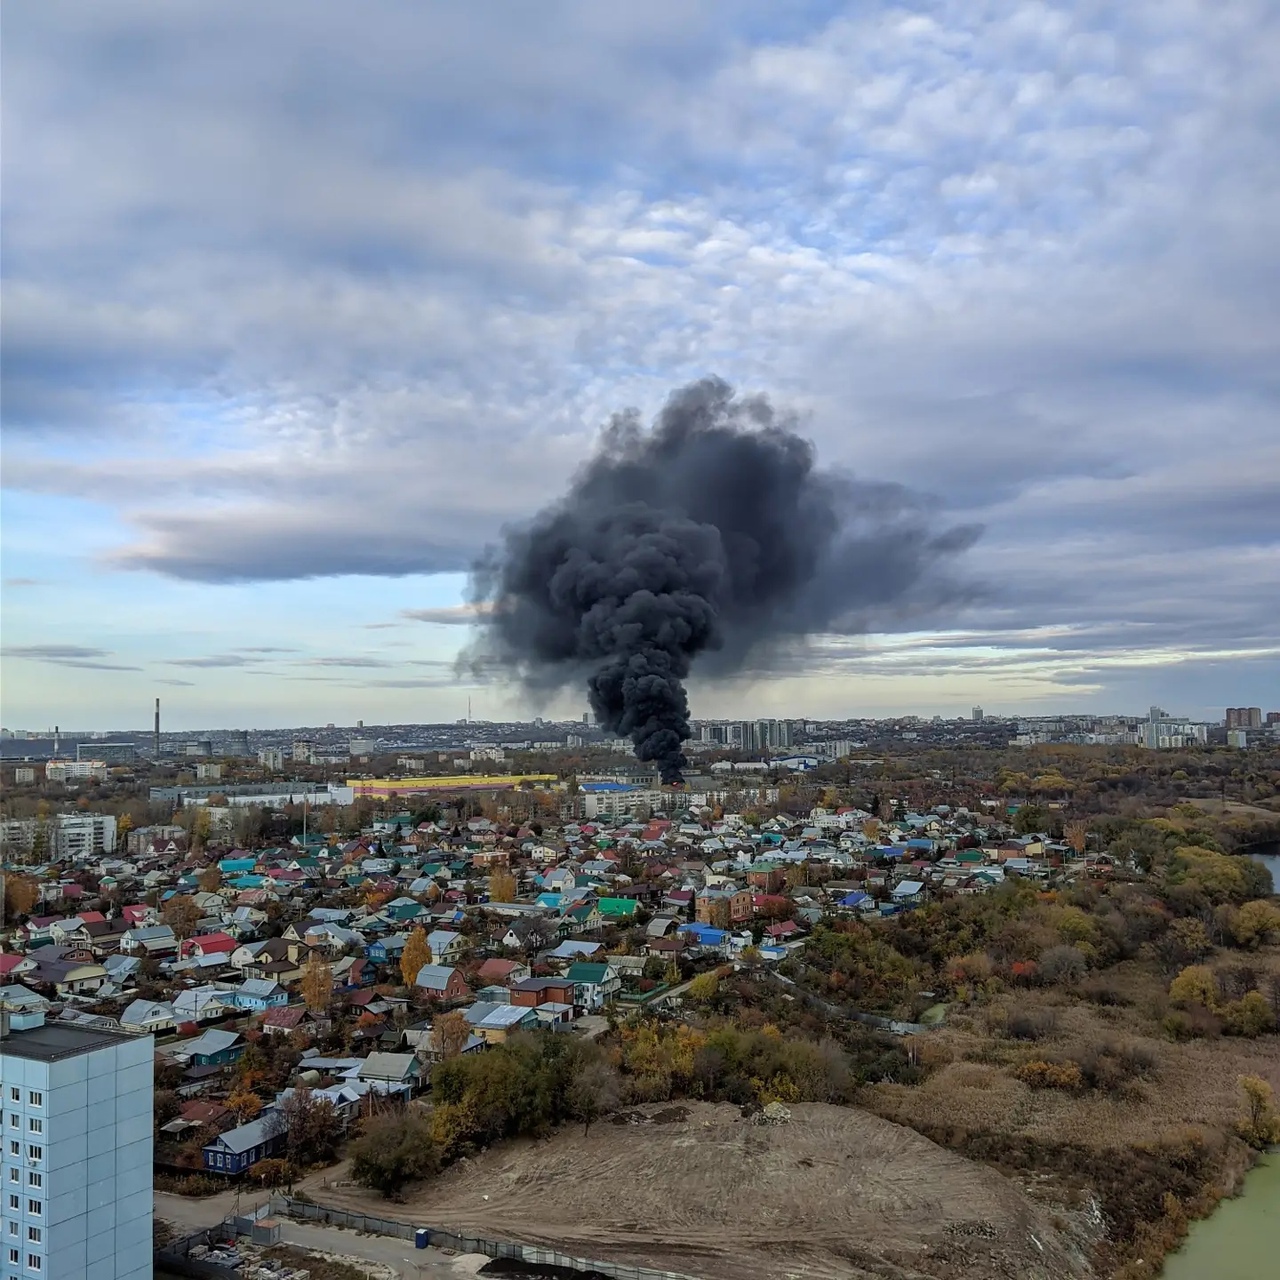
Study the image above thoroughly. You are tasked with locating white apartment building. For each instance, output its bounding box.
[0,816,116,862]
[0,1011,152,1280]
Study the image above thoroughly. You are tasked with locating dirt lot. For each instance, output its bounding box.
[314,1102,1094,1280]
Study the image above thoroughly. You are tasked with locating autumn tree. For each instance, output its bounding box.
[488,869,518,903]
[270,1087,341,1169]
[1063,820,1089,855]
[3,874,39,920]
[400,927,432,987]
[162,894,202,940]
[300,952,333,1013]
[687,972,720,1003]
[431,1010,470,1059]
[1236,1075,1280,1148]
[1169,964,1219,1010]
[197,865,222,893]
[227,1089,263,1122]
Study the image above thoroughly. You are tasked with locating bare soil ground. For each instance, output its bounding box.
[314,1102,1094,1280]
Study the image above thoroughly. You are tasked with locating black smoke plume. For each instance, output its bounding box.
[471,377,979,783]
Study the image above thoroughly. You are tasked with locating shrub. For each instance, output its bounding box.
[1013,1059,1083,1090]
[1073,1038,1158,1092]
[1007,1008,1057,1041]
[1161,1004,1223,1041]
[249,1158,295,1188]
[1081,979,1129,1006]
[1221,991,1276,1038]
[1039,945,1087,985]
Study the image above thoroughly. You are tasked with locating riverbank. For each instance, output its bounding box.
[1161,1148,1280,1279]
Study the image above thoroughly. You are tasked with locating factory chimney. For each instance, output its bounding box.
[154,698,161,759]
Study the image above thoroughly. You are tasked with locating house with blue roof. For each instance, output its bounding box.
[226,977,289,1011]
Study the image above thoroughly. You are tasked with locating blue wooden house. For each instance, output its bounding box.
[203,1112,285,1174]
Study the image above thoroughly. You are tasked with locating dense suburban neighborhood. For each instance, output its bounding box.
[0,778,1122,1181]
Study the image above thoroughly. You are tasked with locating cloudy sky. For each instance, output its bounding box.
[2,0,1277,732]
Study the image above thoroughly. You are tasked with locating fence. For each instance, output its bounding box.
[269,1195,697,1280]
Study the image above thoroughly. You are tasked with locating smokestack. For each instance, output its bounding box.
[154,698,160,759]
[53,725,60,757]
[471,377,980,783]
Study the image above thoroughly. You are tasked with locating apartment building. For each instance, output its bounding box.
[0,1011,152,1280]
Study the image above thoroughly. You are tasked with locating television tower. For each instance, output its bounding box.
[154,698,161,758]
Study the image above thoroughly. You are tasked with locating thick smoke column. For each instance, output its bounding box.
[472,378,978,783]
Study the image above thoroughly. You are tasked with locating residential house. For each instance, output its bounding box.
[181,1028,244,1067]
[356,1052,427,1095]
[425,929,467,965]
[465,1002,538,1043]
[509,977,576,1008]
[203,1112,285,1174]
[414,964,470,1003]
[563,961,621,1011]
[179,931,237,962]
[474,958,530,987]
[227,977,289,1011]
[120,998,176,1034]
[172,985,230,1024]
[120,922,178,957]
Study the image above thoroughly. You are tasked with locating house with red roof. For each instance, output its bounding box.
[179,931,237,960]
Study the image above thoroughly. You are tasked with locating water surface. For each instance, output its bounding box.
[1161,1150,1280,1280]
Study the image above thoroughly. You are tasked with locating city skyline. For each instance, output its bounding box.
[3,3,1279,731]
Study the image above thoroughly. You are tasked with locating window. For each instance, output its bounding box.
[5,1171,15,1184]
[22,1232,35,1246]
[6,1249,16,1265]
[22,1208,35,1221]
[22,1098,37,1112]
[5,1225,13,1238]
[23,1124,37,1138]
[24,1255,38,1272]
[22,1150,38,1165]
[22,1179,36,1194]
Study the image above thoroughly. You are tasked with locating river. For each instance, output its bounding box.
[1161,1150,1280,1279]
[1253,853,1280,893]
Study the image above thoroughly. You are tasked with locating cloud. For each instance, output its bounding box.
[165,654,267,668]
[0,644,142,671]
[2,1,1277,709]
[2,578,44,587]
[402,604,491,626]
[156,677,195,686]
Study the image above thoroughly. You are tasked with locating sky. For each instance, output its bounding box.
[2,0,1278,733]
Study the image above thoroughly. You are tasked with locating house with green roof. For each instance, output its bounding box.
[564,961,620,1010]
[596,897,637,920]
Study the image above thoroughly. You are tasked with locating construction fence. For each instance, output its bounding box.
[269,1195,697,1280]
[155,1225,241,1279]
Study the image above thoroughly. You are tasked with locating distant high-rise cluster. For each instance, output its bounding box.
[971,706,984,722]
[1225,707,1263,729]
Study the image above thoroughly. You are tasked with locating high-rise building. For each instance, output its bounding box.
[1226,707,1264,729]
[0,1011,152,1280]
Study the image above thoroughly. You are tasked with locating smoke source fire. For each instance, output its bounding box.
[471,377,978,783]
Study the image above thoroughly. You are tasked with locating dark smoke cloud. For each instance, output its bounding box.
[471,377,980,782]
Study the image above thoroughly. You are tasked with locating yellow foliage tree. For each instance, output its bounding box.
[687,972,720,1003]
[488,870,518,903]
[300,952,333,1013]
[1236,1075,1280,1148]
[400,927,432,988]
[227,1090,263,1122]
[431,1010,470,1059]
[1169,964,1219,1010]
[1231,899,1280,948]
